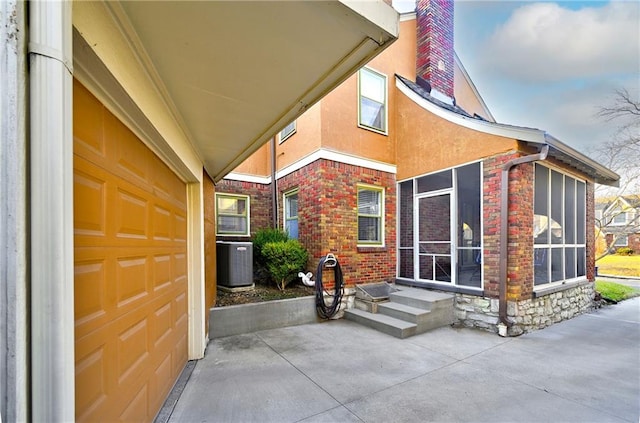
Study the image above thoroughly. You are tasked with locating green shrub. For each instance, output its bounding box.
[616,247,634,256]
[261,240,308,291]
[253,228,289,266]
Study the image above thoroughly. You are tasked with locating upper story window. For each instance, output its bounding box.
[279,121,296,143]
[284,190,299,239]
[358,67,387,134]
[357,185,384,245]
[215,193,250,236]
[612,210,627,225]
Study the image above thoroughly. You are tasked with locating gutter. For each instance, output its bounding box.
[498,145,549,332]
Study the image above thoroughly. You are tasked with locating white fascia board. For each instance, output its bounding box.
[276,148,397,180]
[340,0,399,40]
[400,12,417,22]
[543,133,620,184]
[224,173,272,185]
[396,76,548,143]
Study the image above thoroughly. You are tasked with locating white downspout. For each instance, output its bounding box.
[29,1,74,421]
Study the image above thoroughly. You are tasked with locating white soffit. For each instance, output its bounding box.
[73,1,398,182]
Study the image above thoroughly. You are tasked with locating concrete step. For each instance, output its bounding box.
[378,302,431,324]
[344,308,417,339]
[390,287,454,310]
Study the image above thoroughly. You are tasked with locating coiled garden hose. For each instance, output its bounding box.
[315,255,344,319]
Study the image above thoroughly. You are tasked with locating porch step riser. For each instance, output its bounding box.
[344,309,416,339]
[377,303,431,325]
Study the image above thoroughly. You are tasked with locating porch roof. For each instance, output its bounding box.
[396,75,620,187]
[73,1,398,182]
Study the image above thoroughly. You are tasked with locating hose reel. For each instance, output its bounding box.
[315,253,344,319]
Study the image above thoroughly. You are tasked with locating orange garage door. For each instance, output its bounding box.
[73,80,188,422]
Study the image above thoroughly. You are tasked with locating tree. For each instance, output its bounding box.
[593,88,640,260]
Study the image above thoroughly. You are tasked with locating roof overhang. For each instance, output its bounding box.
[73,1,398,181]
[396,76,620,187]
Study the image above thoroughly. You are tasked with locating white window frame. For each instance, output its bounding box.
[279,121,296,143]
[611,210,627,225]
[357,67,388,135]
[357,184,385,247]
[614,235,628,247]
[283,189,299,239]
[533,164,587,289]
[215,193,250,236]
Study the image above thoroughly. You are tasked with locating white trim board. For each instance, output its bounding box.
[222,149,397,184]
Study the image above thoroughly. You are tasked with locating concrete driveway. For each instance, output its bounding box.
[162,297,640,423]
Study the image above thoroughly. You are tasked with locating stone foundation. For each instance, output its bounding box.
[454,282,595,336]
[321,287,356,319]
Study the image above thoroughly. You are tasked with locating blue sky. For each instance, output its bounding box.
[393,0,640,155]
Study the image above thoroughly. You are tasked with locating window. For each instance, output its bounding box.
[358,185,384,245]
[215,193,249,236]
[614,235,628,247]
[358,67,387,133]
[533,164,586,286]
[612,211,627,225]
[279,121,296,143]
[284,190,299,239]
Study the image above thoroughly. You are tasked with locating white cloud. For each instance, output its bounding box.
[480,2,640,82]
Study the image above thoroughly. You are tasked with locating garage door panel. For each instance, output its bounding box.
[151,355,173,415]
[74,80,188,422]
[119,384,149,423]
[115,188,150,240]
[74,167,107,238]
[75,258,108,326]
[153,254,173,291]
[115,255,150,308]
[153,301,173,348]
[117,317,151,386]
[75,343,108,421]
[173,252,187,284]
[174,213,187,242]
[152,205,172,241]
[114,124,151,186]
[73,80,106,161]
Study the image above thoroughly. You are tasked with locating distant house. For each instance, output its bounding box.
[596,195,640,252]
[216,0,619,336]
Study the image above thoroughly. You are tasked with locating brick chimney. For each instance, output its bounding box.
[416,0,454,99]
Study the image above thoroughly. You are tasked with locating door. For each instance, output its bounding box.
[73,80,188,422]
[415,193,454,283]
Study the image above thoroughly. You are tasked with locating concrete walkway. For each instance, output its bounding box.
[165,297,640,423]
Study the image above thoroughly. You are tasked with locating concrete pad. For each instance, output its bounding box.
[297,406,363,423]
[167,333,340,423]
[462,298,640,422]
[256,320,456,403]
[406,325,512,360]
[165,299,640,423]
[345,361,628,422]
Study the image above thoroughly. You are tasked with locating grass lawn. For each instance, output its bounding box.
[596,254,640,277]
[595,280,640,302]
